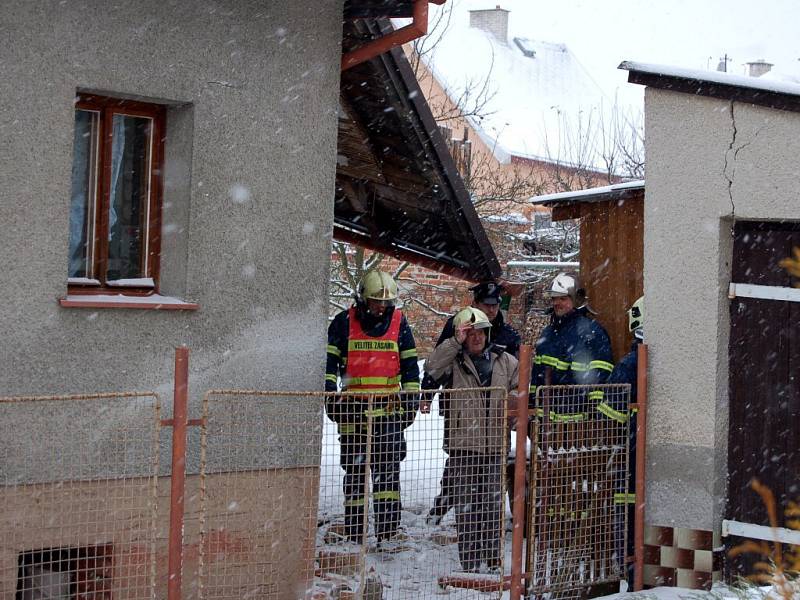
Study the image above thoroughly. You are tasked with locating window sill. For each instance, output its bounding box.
[59,293,199,311]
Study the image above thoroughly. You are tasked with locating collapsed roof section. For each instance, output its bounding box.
[335,17,501,282]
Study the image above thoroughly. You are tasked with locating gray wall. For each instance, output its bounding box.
[0,2,342,422]
[643,88,800,530]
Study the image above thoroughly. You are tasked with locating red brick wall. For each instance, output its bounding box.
[329,217,563,358]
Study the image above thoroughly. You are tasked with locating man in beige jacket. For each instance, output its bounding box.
[425,307,519,573]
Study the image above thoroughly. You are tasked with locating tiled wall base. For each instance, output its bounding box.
[642,525,724,590]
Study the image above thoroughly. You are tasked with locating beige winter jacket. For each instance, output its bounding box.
[426,336,519,455]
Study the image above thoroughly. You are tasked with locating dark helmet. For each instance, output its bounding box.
[469,281,503,305]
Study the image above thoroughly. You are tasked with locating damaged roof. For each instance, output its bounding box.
[335,18,501,282]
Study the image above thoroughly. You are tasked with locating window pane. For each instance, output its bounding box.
[68,110,100,278]
[107,114,152,281]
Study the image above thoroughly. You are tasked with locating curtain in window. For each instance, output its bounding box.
[108,116,124,241]
[68,111,95,278]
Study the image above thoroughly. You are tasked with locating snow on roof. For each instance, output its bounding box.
[620,60,800,98]
[531,179,645,205]
[484,212,530,225]
[758,58,800,86]
[418,7,625,166]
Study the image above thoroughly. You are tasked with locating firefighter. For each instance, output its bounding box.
[529,272,614,417]
[324,270,420,546]
[432,282,521,357]
[605,295,643,583]
[425,307,519,573]
[423,281,520,525]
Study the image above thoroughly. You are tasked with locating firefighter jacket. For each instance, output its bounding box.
[606,339,640,504]
[426,336,519,455]
[606,339,640,414]
[529,308,613,419]
[325,303,420,428]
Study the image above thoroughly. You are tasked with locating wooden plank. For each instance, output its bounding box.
[722,519,800,545]
[580,196,644,361]
[728,282,800,303]
[551,204,582,221]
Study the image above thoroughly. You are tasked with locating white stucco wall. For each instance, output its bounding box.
[643,87,800,530]
[0,2,343,467]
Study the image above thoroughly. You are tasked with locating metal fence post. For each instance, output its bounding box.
[633,343,648,591]
[511,344,532,600]
[168,347,189,600]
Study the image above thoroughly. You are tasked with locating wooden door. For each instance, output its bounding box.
[727,220,800,575]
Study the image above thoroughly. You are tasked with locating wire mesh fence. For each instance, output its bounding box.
[196,389,509,599]
[0,382,632,599]
[0,392,161,600]
[316,388,509,599]
[526,384,632,599]
[196,390,323,600]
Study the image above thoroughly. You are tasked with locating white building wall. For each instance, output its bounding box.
[643,87,800,529]
[0,1,343,469]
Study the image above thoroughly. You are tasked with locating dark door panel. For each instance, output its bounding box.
[727,221,800,578]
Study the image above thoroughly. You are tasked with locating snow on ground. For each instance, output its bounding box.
[316,409,789,599]
[594,584,790,600]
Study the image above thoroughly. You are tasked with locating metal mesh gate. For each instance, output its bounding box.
[526,384,632,599]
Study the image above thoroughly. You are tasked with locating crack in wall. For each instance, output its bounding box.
[723,101,764,237]
[723,100,737,237]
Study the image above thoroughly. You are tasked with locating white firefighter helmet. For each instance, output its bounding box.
[628,296,644,339]
[358,270,398,303]
[453,306,492,334]
[545,272,581,304]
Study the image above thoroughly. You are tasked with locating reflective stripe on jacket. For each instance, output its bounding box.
[530,309,613,414]
[345,306,402,392]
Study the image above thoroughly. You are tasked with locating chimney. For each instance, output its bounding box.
[746,59,773,77]
[468,5,509,44]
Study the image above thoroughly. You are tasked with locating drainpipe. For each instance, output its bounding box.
[342,0,447,71]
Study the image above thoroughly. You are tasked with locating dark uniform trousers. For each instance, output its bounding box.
[429,395,455,518]
[341,416,404,541]
[451,450,503,572]
[430,456,455,516]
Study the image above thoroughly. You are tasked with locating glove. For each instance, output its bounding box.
[367,393,399,415]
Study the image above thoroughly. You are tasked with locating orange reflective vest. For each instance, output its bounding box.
[344,307,402,393]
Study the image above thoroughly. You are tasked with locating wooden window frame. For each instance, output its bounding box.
[67,94,166,297]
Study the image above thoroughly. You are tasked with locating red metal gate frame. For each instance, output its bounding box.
[162,347,204,600]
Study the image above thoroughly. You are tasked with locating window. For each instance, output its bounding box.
[68,94,165,293]
[17,544,114,598]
